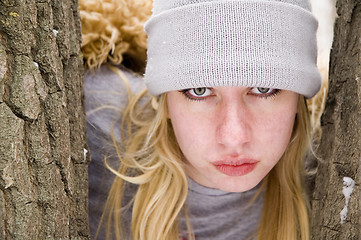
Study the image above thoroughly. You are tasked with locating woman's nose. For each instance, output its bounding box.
[216,101,251,147]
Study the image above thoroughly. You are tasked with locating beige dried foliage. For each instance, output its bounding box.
[79,0,152,70]
[307,64,329,142]
[308,0,337,142]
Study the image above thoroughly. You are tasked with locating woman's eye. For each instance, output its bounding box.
[250,87,280,98]
[180,87,213,100]
[190,88,210,96]
[254,87,271,94]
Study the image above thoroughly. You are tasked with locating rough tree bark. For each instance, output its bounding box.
[311,0,361,239]
[0,0,89,239]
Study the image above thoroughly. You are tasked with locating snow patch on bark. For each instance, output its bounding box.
[340,177,355,224]
[84,148,88,161]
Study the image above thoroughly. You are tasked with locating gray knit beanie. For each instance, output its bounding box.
[144,0,321,98]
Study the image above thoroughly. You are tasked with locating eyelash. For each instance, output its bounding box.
[249,88,281,99]
[180,88,281,101]
[179,89,212,101]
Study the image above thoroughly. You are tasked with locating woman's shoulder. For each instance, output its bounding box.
[84,64,145,121]
[84,64,146,148]
[84,64,146,167]
[85,64,144,239]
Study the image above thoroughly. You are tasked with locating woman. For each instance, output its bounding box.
[84,0,321,239]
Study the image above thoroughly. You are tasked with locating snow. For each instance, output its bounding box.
[84,148,88,161]
[340,177,355,224]
[53,29,58,37]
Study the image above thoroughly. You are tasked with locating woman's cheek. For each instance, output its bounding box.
[172,114,212,156]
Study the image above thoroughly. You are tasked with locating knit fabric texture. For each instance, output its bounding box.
[144,0,321,98]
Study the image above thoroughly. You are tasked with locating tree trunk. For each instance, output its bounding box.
[311,0,361,239]
[0,0,89,239]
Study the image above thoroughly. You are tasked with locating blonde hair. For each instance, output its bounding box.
[257,95,311,240]
[99,90,190,240]
[99,85,312,239]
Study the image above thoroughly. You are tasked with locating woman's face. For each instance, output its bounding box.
[167,86,299,192]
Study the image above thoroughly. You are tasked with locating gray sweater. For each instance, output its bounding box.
[85,65,264,240]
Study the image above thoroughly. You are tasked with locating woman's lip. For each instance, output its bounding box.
[212,158,259,165]
[212,159,259,176]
